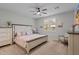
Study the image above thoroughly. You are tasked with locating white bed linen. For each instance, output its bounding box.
[15,34,46,42]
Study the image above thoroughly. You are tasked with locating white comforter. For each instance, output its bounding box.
[15,34,47,42]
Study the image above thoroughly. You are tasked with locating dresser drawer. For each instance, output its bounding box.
[0,33,12,37]
[0,28,12,33]
[0,37,10,41]
[0,39,12,46]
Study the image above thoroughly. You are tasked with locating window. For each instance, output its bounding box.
[43,18,56,31]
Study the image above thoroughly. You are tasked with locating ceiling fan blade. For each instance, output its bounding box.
[30,10,36,12]
[33,13,37,15]
[42,12,47,14]
[42,9,47,11]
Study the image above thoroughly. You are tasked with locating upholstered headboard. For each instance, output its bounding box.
[12,24,32,39]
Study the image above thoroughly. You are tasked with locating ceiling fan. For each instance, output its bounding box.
[31,7,47,16]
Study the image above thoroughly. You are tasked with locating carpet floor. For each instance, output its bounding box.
[0,40,68,55]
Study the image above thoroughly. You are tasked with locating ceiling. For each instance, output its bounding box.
[0,3,76,19]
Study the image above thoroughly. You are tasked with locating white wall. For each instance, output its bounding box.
[35,11,74,40]
[0,9,35,27]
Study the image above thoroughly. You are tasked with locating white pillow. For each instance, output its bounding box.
[27,29,33,35]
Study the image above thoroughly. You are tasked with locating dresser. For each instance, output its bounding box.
[0,27,12,47]
[67,24,79,54]
[68,32,79,55]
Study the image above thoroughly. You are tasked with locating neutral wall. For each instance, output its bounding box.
[0,9,74,40]
[0,9,35,27]
[35,11,74,40]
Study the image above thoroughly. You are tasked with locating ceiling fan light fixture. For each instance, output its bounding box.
[31,7,47,16]
[37,12,40,15]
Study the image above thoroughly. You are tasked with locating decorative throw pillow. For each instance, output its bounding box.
[32,29,36,34]
[27,29,33,35]
[25,32,27,35]
[32,28,38,34]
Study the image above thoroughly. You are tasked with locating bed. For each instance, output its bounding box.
[12,24,48,54]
